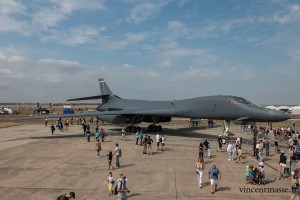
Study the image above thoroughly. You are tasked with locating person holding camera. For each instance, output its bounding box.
[117,174,130,200]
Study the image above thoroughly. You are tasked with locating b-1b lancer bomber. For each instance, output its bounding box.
[17,78,290,132]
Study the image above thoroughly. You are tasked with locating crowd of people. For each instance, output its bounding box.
[50,119,299,199]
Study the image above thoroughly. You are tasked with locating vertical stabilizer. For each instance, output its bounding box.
[99,78,113,96]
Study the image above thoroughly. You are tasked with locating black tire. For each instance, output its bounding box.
[157,125,162,131]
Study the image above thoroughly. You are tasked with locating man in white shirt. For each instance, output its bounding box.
[156,133,160,150]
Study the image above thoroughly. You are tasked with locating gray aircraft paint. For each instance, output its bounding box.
[15,79,290,125]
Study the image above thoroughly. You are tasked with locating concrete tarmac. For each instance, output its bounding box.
[0,124,293,199]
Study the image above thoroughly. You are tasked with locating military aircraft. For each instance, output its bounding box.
[16,78,290,132]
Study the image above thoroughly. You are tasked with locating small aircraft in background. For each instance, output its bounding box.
[16,78,290,132]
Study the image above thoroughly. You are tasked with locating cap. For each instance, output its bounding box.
[69,191,75,199]
[281,151,285,154]
[219,135,221,137]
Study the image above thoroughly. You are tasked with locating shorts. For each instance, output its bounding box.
[280,163,286,167]
[210,179,218,185]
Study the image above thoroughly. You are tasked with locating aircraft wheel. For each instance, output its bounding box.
[157,125,162,131]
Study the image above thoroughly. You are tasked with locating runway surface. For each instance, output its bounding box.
[0,123,293,199]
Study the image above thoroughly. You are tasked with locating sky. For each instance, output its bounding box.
[0,0,300,105]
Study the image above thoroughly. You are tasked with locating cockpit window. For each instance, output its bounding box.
[229,97,251,105]
[238,98,251,104]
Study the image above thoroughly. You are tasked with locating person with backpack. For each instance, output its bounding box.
[56,191,75,200]
[113,143,122,168]
[117,174,130,200]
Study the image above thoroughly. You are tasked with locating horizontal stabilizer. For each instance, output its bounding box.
[67,94,109,101]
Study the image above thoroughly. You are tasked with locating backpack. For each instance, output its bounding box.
[114,181,122,195]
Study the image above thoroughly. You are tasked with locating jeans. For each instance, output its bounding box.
[266,149,269,156]
[116,155,120,167]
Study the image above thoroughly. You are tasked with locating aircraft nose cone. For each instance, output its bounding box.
[269,110,290,121]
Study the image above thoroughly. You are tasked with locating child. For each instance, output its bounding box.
[207,146,211,158]
[236,146,244,163]
[107,172,115,196]
[107,151,115,170]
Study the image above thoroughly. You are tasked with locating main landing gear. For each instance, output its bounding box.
[126,125,141,133]
[147,124,162,132]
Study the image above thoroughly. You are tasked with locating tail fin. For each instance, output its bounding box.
[99,78,113,96]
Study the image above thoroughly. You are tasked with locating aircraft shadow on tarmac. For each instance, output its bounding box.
[29,134,85,139]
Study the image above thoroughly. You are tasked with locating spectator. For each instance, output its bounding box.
[95,139,101,158]
[147,136,153,155]
[208,164,221,194]
[156,133,160,150]
[117,174,130,200]
[135,130,139,145]
[50,124,55,135]
[217,135,222,152]
[196,158,205,188]
[161,135,165,151]
[113,143,122,168]
[199,142,204,160]
[279,151,287,180]
[107,151,115,170]
[107,172,115,196]
[100,128,106,142]
[86,128,91,142]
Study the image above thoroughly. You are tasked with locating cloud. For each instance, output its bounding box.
[37,58,85,71]
[161,59,172,68]
[272,4,300,24]
[125,1,170,24]
[123,63,135,69]
[41,25,106,45]
[162,47,208,58]
[102,32,150,49]
[171,65,256,81]
[138,70,160,78]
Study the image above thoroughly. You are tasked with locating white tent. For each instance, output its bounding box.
[289,106,300,115]
[265,106,278,110]
[278,106,290,112]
